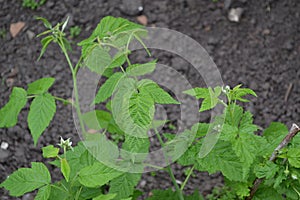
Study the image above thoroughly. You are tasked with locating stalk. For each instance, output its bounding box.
[153,127,184,200]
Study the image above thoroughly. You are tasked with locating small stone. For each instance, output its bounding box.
[0,142,8,150]
[204,25,211,32]
[228,8,244,22]
[262,29,270,35]
[137,15,148,25]
[26,30,35,40]
[10,22,25,38]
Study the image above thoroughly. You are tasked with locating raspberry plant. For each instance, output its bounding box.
[1,16,300,200]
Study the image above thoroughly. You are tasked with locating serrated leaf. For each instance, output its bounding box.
[108,51,127,68]
[27,77,55,95]
[254,161,279,179]
[0,162,51,197]
[262,122,288,156]
[0,87,27,128]
[109,173,141,199]
[60,158,70,182]
[263,122,288,143]
[232,132,267,168]
[28,93,56,145]
[93,194,117,200]
[129,91,154,128]
[197,141,246,181]
[138,79,180,105]
[230,84,257,102]
[94,72,124,104]
[253,187,282,200]
[42,145,59,158]
[183,86,221,112]
[35,185,51,200]
[287,148,300,168]
[85,45,112,75]
[78,162,122,188]
[146,189,179,200]
[126,60,156,76]
[38,35,54,60]
[225,180,250,198]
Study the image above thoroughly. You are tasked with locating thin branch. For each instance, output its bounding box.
[247,123,300,200]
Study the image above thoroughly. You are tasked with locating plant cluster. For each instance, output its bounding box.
[22,0,46,10]
[0,16,300,200]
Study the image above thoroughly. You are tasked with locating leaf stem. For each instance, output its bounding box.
[53,96,72,105]
[153,127,184,200]
[180,165,195,191]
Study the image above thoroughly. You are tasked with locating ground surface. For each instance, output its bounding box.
[0,0,300,199]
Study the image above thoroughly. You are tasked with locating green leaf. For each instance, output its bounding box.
[126,60,156,76]
[263,122,288,156]
[232,132,267,169]
[0,162,51,197]
[129,90,154,128]
[146,189,179,200]
[42,145,59,158]
[38,35,54,60]
[183,87,221,112]
[94,72,124,104]
[28,93,56,145]
[27,77,55,95]
[263,122,288,143]
[108,51,127,68]
[254,161,279,179]
[85,45,112,75]
[36,17,52,29]
[225,180,250,198]
[253,187,282,200]
[0,87,27,128]
[60,158,70,182]
[139,79,180,105]
[78,162,123,188]
[230,84,257,102]
[109,173,141,200]
[197,141,246,181]
[287,148,300,168]
[93,194,117,200]
[35,185,51,200]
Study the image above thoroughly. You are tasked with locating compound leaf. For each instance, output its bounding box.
[0,87,27,128]
[0,162,51,197]
[28,93,56,145]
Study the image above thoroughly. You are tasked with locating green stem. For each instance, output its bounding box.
[153,127,184,200]
[50,184,69,194]
[53,96,72,105]
[60,42,86,138]
[180,165,195,190]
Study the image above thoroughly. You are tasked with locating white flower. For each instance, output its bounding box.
[291,174,298,180]
[58,136,73,151]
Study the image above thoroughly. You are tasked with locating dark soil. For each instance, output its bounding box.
[1,0,300,199]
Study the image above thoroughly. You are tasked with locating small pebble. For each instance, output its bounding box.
[137,15,148,25]
[26,30,35,40]
[228,8,244,22]
[1,142,8,150]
